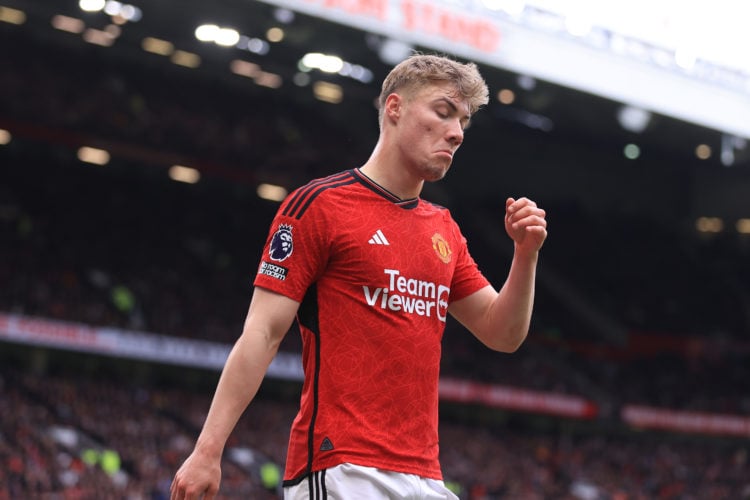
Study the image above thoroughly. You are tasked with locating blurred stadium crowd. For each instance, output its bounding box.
[2,27,749,500]
[2,360,748,500]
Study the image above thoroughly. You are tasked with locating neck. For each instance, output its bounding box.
[360,140,423,200]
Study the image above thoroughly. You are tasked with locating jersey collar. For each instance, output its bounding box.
[352,168,420,209]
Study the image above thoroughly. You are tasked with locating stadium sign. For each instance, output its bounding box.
[439,377,598,419]
[623,405,750,438]
[257,0,750,139]
[0,312,303,380]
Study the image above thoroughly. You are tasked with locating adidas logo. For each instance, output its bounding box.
[320,437,334,451]
[368,229,389,245]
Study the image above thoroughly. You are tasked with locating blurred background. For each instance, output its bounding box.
[1,0,749,498]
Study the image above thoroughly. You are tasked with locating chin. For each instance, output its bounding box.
[423,164,450,182]
[424,171,447,183]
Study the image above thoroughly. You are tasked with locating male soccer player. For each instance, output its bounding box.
[171,53,547,499]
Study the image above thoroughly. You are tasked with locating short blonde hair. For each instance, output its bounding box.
[378,53,489,123]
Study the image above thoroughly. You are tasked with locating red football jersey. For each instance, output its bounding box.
[254,169,490,483]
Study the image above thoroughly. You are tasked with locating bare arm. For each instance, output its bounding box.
[449,197,547,352]
[171,287,299,500]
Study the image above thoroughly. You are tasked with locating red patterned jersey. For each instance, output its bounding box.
[254,169,490,484]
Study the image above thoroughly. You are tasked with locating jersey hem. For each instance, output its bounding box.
[284,456,443,484]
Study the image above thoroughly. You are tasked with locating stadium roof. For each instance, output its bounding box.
[3,0,750,219]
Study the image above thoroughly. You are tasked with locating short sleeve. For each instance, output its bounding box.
[447,219,490,303]
[254,190,330,302]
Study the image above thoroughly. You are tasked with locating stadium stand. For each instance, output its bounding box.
[2,18,749,500]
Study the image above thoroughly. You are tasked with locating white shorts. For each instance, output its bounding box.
[283,463,459,500]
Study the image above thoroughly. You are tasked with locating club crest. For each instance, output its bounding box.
[431,233,452,264]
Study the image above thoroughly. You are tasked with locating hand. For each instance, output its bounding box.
[504,197,547,254]
[170,449,222,500]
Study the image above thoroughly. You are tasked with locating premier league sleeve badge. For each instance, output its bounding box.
[269,224,294,262]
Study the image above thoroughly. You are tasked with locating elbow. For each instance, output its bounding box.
[508,337,527,353]
[484,327,528,353]
[490,340,523,354]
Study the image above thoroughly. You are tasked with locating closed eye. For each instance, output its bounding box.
[434,98,471,129]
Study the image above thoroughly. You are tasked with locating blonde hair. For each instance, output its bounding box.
[378,53,489,124]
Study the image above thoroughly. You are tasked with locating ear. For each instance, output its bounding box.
[384,93,402,123]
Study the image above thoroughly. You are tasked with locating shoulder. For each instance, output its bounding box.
[418,199,457,224]
[279,169,360,220]
[420,199,449,213]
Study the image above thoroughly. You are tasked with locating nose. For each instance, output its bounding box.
[447,119,464,147]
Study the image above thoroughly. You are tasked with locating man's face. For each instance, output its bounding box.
[394,81,471,182]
